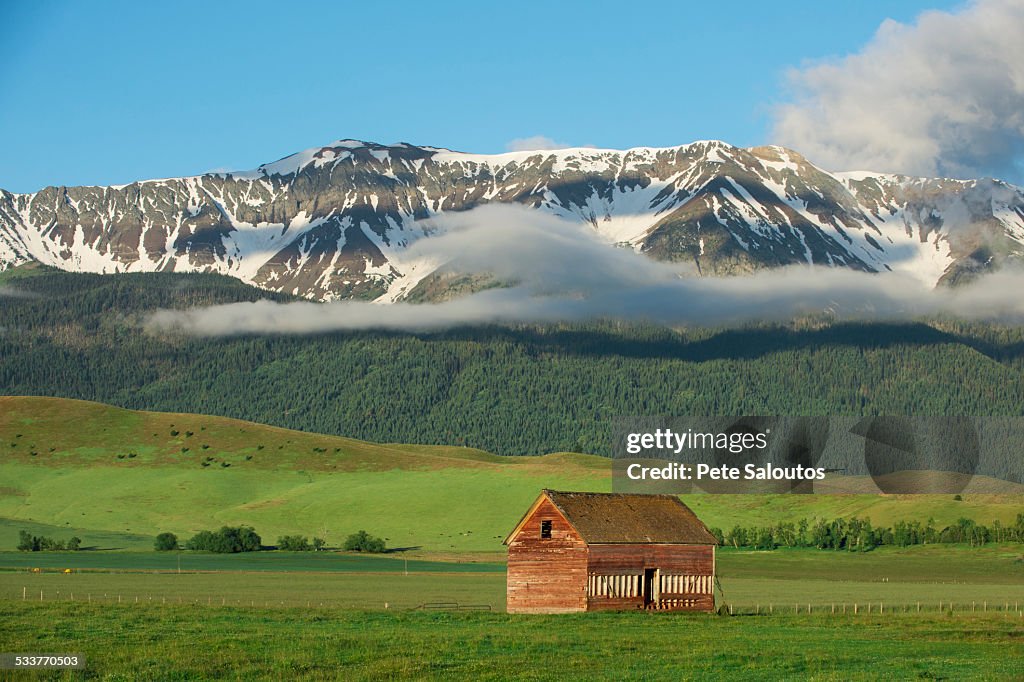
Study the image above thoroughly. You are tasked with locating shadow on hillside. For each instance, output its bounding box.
[403,321,1016,365]
[384,546,422,554]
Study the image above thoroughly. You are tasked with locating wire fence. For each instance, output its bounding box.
[719,600,1024,616]
[10,588,1024,617]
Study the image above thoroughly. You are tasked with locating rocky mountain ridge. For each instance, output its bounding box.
[2,139,1023,301]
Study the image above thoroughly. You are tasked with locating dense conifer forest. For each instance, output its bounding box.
[3,267,1024,455]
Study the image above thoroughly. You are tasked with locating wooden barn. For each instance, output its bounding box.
[504,490,718,614]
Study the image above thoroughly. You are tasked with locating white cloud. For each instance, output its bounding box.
[772,0,1024,181]
[147,205,1024,336]
[504,135,574,152]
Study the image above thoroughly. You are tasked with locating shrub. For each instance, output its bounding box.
[277,535,312,551]
[185,530,217,551]
[343,530,386,553]
[154,532,179,551]
[17,531,79,551]
[17,530,35,552]
[186,526,261,553]
[37,536,65,551]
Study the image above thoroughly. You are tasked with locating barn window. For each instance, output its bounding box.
[540,520,552,538]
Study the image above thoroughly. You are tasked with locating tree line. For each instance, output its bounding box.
[17,530,81,551]
[154,527,386,553]
[708,513,1024,551]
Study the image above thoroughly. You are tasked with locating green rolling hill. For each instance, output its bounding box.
[2,397,1021,555]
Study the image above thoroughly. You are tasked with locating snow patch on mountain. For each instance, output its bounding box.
[1,139,1023,301]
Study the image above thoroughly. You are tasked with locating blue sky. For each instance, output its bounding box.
[0,0,962,192]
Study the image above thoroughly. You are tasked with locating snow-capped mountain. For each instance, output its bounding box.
[2,139,1023,301]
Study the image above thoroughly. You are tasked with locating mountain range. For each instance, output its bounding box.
[2,139,1023,301]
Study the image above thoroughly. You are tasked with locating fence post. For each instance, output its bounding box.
[854,603,858,614]
[22,587,25,601]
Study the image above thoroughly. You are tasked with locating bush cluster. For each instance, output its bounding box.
[184,526,262,553]
[17,530,81,552]
[154,532,179,551]
[155,528,386,553]
[343,530,386,553]
[276,535,326,551]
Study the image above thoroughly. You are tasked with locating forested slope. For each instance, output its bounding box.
[2,265,1024,455]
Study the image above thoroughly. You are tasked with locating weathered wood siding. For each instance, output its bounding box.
[506,498,589,613]
[586,544,715,612]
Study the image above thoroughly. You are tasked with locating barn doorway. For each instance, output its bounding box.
[643,569,657,607]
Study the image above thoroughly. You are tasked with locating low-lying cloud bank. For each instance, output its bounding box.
[146,268,1024,336]
[773,0,1024,181]
[0,285,38,299]
[145,205,1024,336]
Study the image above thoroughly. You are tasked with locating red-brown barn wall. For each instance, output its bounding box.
[587,544,715,612]
[506,498,589,613]
[587,544,714,574]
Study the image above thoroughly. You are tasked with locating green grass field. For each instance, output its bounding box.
[0,604,1020,680]
[2,393,1023,680]
[0,551,502,574]
[0,397,609,553]
[2,545,1020,613]
[3,397,1022,555]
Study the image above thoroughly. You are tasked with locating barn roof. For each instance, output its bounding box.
[506,490,719,545]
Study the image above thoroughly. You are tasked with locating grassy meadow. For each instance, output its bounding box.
[0,604,1021,681]
[2,396,1024,678]
[2,545,1022,679]
[2,397,1022,555]
[2,545,1021,612]
[0,396,608,553]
